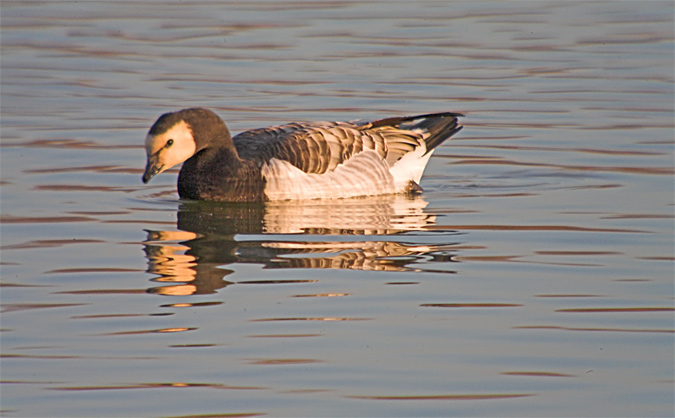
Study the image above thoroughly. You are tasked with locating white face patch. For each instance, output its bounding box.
[145,120,196,175]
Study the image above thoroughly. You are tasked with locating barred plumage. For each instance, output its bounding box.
[142,108,463,202]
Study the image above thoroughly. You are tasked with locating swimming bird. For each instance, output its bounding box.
[142,108,463,202]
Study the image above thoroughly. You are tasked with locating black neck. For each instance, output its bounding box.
[178,145,265,202]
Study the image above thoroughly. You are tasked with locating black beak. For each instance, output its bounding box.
[142,154,163,184]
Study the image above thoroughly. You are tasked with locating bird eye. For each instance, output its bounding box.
[166,139,174,147]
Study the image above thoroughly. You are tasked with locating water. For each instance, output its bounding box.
[1,1,673,417]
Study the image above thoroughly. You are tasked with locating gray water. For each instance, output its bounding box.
[1,1,674,417]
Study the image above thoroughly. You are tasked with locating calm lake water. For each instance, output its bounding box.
[1,1,674,417]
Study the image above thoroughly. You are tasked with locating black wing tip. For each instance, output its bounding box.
[367,111,464,129]
[449,124,463,136]
[417,113,463,153]
[413,111,465,119]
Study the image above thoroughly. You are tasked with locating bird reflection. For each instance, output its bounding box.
[143,194,455,296]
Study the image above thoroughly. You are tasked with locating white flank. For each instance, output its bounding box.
[261,149,397,200]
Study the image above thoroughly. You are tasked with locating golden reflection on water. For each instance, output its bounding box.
[2,1,673,415]
[142,195,455,296]
[262,195,435,234]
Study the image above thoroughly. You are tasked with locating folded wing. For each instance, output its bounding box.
[233,112,462,176]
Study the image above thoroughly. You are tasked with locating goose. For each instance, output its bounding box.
[142,108,463,202]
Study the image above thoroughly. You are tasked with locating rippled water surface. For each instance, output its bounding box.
[1,1,674,417]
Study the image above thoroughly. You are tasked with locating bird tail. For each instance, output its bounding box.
[368,112,464,154]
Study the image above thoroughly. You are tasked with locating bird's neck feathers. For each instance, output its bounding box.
[192,122,236,157]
